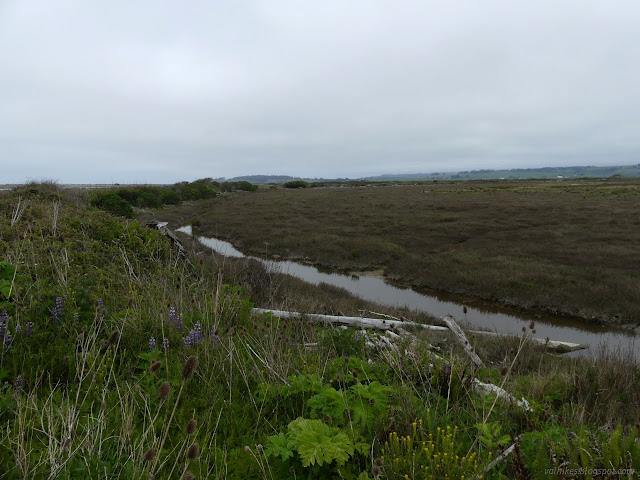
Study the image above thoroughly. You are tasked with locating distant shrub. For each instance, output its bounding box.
[136,191,162,208]
[188,182,217,198]
[160,190,182,205]
[283,180,309,189]
[223,181,258,192]
[90,192,134,218]
[183,188,202,201]
[115,188,140,205]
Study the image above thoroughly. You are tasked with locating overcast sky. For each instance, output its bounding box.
[1,1,639,183]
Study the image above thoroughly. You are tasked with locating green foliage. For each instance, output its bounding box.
[136,190,163,208]
[289,417,355,467]
[475,421,512,450]
[349,382,392,430]
[283,180,309,189]
[160,189,182,205]
[519,425,640,479]
[308,387,349,423]
[0,261,15,300]
[321,327,366,357]
[223,181,258,192]
[89,191,134,218]
[266,417,369,478]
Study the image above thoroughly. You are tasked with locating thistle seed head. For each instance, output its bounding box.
[181,355,198,380]
[157,381,171,399]
[143,447,155,462]
[108,330,120,345]
[186,442,199,460]
[150,361,162,373]
[185,419,197,435]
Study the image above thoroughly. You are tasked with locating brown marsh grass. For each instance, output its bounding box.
[149,178,640,325]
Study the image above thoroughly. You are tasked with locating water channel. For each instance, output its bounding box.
[176,226,638,358]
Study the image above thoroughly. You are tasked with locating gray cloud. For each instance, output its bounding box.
[1,0,639,183]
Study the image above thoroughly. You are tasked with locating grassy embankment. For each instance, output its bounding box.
[0,183,639,479]
[154,178,640,326]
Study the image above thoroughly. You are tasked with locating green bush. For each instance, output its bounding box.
[223,181,258,192]
[89,192,133,218]
[136,191,162,208]
[160,190,182,205]
[114,188,140,205]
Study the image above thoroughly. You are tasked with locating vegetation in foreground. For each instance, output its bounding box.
[0,183,639,479]
[150,178,640,326]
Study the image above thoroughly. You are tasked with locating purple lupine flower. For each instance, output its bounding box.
[162,337,169,351]
[97,298,104,308]
[3,333,12,350]
[14,376,24,390]
[15,324,21,334]
[73,313,79,327]
[51,296,65,322]
[0,312,7,337]
[168,307,183,330]
[183,323,203,347]
[25,322,33,337]
[193,323,202,342]
[149,337,156,351]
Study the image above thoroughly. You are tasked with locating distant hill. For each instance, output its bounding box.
[365,164,640,181]
[224,164,640,184]
[227,174,351,184]
[227,175,302,184]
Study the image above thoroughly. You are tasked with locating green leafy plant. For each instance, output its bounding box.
[266,417,369,478]
[0,262,15,300]
[475,421,512,450]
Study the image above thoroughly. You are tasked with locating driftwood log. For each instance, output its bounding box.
[250,308,448,332]
[442,314,484,367]
[147,221,193,266]
[250,308,587,354]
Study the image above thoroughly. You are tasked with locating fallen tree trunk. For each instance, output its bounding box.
[250,308,587,354]
[467,329,586,353]
[148,221,193,266]
[250,308,448,332]
[442,314,484,367]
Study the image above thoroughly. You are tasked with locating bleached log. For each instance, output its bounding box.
[468,329,586,353]
[480,435,523,476]
[148,221,193,266]
[473,379,531,411]
[250,308,449,333]
[250,309,587,354]
[442,314,484,367]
